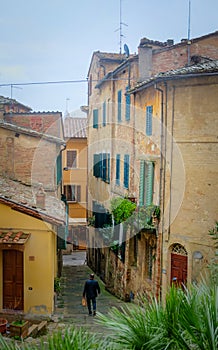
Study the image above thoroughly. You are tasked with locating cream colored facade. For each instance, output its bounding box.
[87,32,218,300]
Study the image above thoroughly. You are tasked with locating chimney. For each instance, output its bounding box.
[167,39,174,46]
[138,42,153,82]
[36,184,46,209]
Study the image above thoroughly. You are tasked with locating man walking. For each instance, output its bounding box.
[83,273,100,316]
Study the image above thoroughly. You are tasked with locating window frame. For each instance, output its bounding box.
[66,150,77,169]
[64,184,81,202]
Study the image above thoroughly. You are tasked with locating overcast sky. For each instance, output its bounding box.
[0,0,217,115]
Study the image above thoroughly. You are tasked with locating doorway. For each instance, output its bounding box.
[171,244,187,287]
[3,250,24,310]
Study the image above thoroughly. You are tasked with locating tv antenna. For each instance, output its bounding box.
[115,0,128,54]
[187,0,191,64]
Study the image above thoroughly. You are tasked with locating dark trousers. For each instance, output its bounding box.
[87,296,96,314]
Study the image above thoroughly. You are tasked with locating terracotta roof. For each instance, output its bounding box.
[0,176,65,225]
[0,231,30,244]
[129,59,218,93]
[0,95,32,111]
[64,117,87,138]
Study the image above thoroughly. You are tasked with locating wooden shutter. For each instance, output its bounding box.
[93,109,98,128]
[102,153,107,181]
[116,154,120,185]
[117,90,122,122]
[67,150,77,168]
[107,153,110,183]
[146,106,153,136]
[93,154,98,177]
[125,86,130,121]
[103,101,106,126]
[139,160,145,206]
[56,153,62,185]
[124,154,130,189]
[76,185,81,202]
[145,161,154,206]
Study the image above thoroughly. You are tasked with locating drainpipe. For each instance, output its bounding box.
[154,83,164,300]
[167,85,176,242]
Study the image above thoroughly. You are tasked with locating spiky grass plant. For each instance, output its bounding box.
[97,282,218,350]
[0,326,115,350]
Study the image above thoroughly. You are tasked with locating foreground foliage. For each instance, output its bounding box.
[97,282,218,350]
[0,282,217,350]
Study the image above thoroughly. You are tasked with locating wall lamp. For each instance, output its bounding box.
[193,251,203,262]
[63,167,69,171]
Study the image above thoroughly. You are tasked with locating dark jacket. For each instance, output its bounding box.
[83,279,100,299]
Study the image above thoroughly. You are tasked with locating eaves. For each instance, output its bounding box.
[129,71,218,94]
[0,120,65,145]
[0,196,65,226]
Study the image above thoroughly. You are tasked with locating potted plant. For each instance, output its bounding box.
[0,318,7,334]
[9,316,29,339]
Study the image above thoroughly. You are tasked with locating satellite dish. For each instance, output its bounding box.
[124,43,130,58]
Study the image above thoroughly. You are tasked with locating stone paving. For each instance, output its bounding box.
[51,251,126,335]
[3,250,127,348]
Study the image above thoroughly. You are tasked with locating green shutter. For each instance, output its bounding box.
[118,90,122,122]
[146,105,153,136]
[125,86,130,121]
[93,109,98,128]
[124,154,129,188]
[103,101,106,126]
[56,153,62,185]
[145,162,154,206]
[139,161,145,206]
[107,153,110,183]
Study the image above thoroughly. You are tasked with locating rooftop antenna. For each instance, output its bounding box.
[115,0,128,53]
[187,0,191,65]
[65,98,70,117]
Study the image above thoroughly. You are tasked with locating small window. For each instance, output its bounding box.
[64,185,81,202]
[146,105,153,136]
[93,109,99,128]
[67,150,77,168]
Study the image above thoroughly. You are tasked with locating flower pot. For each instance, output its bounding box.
[10,320,29,339]
[0,318,7,334]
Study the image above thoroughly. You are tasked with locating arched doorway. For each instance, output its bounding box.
[171,244,187,287]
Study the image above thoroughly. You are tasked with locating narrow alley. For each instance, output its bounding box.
[52,250,126,336]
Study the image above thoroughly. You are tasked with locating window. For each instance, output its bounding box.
[125,86,130,121]
[64,185,81,202]
[93,109,99,128]
[102,101,106,126]
[93,153,110,183]
[116,154,120,185]
[67,150,77,168]
[124,154,130,189]
[146,105,153,136]
[117,90,122,122]
[139,160,154,206]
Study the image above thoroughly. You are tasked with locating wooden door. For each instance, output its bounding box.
[171,253,187,288]
[3,250,24,310]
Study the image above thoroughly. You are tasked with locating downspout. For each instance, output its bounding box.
[154,83,164,301]
[168,85,176,241]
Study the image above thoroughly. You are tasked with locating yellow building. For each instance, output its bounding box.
[63,116,87,249]
[0,103,66,316]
